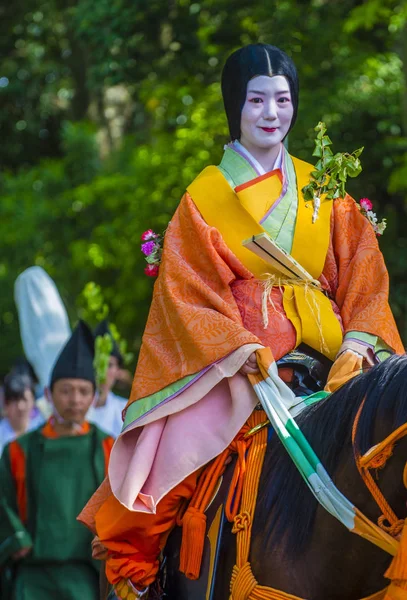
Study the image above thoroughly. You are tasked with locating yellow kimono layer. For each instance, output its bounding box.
[125,150,402,418]
[79,149,403,592]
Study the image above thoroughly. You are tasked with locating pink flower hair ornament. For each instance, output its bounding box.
[141,229,158,242]
[357,198,387,236]
[141,230,163,277]
[359,198,373,211]
[144,264,159,277]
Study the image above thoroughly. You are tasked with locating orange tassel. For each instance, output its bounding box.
[382,581,407,600]
[179,506,207,580]
[385,521,407,580]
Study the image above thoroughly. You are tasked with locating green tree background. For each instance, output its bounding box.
[1,0,407,377]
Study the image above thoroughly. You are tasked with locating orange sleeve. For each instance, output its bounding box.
[9,440,27,523]
[102,437,115,476]
[95,469,200,589]
[329,195,403,354]
[127,193,259,408]
[325,350,363,393]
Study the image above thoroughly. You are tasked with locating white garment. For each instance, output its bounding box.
[87,391,127,438]
[14,267,71,389]
[0,412,44,457]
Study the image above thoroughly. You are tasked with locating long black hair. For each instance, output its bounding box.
[221,43,299,141]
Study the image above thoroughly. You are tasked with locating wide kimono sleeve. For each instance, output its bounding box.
[322,195,403,391]
[0,442,33,565]
[78,194,268,592]
[128,191,261,406]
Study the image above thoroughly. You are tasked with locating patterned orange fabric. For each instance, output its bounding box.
[230,280,298,361]
[128,193,261,406]
[9,440,27,523]
[127,192,402,411]
[323,195,403,353]
[93,188,403,592]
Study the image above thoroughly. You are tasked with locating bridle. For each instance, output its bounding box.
[352,397,407,538]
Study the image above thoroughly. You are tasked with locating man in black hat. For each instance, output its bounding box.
[87,320,127,438]
[0,320,114,600]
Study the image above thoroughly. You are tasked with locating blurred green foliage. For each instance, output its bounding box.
[1,0,407,376]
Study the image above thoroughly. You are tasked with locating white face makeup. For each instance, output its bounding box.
[240,75,294,156]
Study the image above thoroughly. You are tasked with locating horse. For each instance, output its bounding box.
[164,354,407,600]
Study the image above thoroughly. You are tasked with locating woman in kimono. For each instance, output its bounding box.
[79,44,403,598]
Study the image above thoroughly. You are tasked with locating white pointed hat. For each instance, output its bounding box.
[14,266,71,388]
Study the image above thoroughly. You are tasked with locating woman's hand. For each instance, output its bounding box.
[91,535,108,561]
[239,352,260,375]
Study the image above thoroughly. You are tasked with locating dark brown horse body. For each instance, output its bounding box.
[165,356,407,600]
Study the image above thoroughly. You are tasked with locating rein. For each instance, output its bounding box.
[227,411,389,600]
[352,397,407,538]
[176,403,405,599]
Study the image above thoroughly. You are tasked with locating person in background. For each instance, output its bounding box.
[0,374,43,457]
[9,358,37,390]
[8,357,44,423]
[87,320,127,438]
[0,320,114,600]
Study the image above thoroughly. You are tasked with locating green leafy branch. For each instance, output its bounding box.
[302,122,364,204]
[78,282,133,388]
[94,333,113,388]
[108,322,134,369]
[78,282,109,323]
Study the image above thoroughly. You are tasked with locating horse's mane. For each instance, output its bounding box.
[254,354,407,556]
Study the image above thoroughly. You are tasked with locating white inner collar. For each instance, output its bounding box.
[232,140,283,176]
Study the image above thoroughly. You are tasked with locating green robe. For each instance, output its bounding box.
[0,424,111,600]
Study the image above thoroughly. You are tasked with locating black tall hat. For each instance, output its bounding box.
[50,320,95,388]
[221,44,299,141]
[94,319,123,366]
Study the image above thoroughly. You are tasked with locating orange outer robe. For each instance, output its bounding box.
[83,189,403,590]
[131,191,402,408]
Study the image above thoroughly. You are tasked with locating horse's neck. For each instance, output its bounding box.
[251,506,390,600]
[247,435,393,600]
